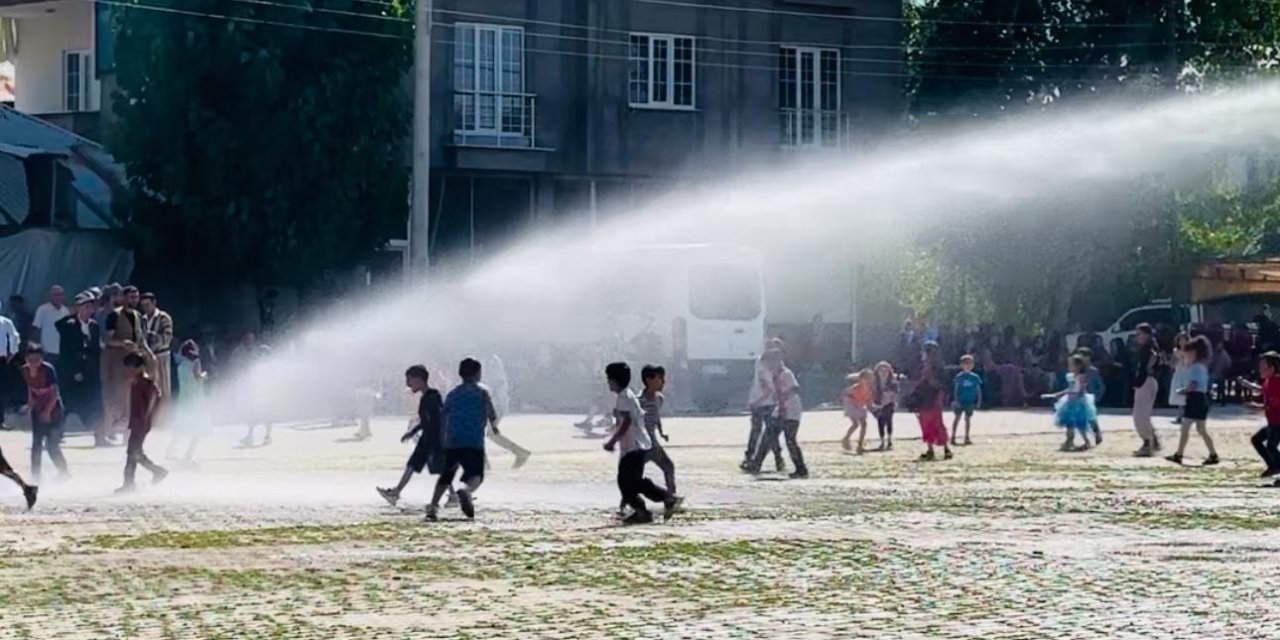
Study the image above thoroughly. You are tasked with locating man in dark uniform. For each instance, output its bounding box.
[58,292,104,444]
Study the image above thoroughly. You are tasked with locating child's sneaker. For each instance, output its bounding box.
[1202,454,1220,467]
[377,487,400,507]
[22,485,37,510]
[963,437,973,446]
[662,497,678,522]
[788,469,809,480]
[841,439,852,452]
[886,441,894,451]
[622,510,654,525]
[1261,466,1280,479]
[424,506,439,522]
[152,469,169,486]
[943,449,954,460]
[1133,443,1153,458]
[919,450,935,462]
[1164,453,1184,465]
[457,489,475,520]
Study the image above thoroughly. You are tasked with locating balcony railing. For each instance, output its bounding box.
[452,90,538,149]
[779,108,851,150]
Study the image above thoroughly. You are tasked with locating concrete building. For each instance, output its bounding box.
[426,0,904,269]
[0,0,107,140]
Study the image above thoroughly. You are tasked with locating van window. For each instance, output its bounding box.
[1117,307,1176,331]
[689,265,761,320]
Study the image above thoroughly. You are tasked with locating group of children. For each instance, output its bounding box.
[377,358,681,524]
[0,344,168,510]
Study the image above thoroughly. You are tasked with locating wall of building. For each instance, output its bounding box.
[13,0,98,115]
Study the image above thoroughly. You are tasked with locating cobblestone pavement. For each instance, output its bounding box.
[1,408,1278,639]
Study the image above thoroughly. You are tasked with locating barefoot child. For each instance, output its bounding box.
[1241,351,1280,479]
[841,370,873,454]
[1166,336,1219,466]
[426,358,496,521]
[379,365,455,507]
[116,351,169,493]
[1043,354,1096,452]
[603,362,677,524]
[871,361,898,451]
[950,355,982,447]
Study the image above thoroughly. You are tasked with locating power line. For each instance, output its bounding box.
[633,0,1159,29]
[98,0,1272,81]
[432,7,1197,54]
[93,0,405,39]
[193,0,1261,74]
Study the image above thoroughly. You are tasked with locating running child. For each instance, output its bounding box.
[841,369,873,454]
[907,342,950,461]
[871,361,898,451]
[746,350,808,478]
[426,358,496,521]
[166,340,211,468]
[0,445,36,509]
[378,365,456,507]
[603,362,677,524]
[639,365,680,502]
[21,343,69,482]
[1165,336,1219,466]
[950,355,982,447]
[1076,348,1106,446]
[743,343,785,472]
[1043,354,1097,452]
[116,351,169,493]
[1241,351,1280,479]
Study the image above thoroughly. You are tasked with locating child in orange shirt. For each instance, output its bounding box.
[842,369,874,454]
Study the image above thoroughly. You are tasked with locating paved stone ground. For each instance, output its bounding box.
[0,407,1278,639]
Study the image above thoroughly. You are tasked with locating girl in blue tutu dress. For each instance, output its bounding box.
[1043,354,1098,452]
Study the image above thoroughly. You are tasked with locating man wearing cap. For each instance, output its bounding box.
[33,286,70,367]
[140,293,174,399]
[58,292,104,445]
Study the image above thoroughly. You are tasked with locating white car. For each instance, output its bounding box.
[1067,301,1198,356]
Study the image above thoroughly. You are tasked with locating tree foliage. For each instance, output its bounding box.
[898,0,1280,331]
[110,0,412,286]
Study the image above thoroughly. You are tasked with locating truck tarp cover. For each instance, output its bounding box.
[1191,258,1280,303]
[0,228,132,302]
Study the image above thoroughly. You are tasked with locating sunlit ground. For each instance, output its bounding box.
[0,408,1277,639]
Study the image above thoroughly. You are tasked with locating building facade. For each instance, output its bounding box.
[0,0,111,140]
[426,0,904,265]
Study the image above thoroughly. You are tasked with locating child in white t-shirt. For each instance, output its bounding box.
[602,362,676,525]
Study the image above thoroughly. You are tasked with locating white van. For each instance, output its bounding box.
[611,244,767,411]
[1067,301,1200,355]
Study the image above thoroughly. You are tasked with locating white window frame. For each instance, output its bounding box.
[453,23,526,136]
[628,33,696,110]
[62,49,93,113]
[779,45,841,148]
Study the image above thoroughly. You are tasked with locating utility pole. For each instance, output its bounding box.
[409,0,432,275]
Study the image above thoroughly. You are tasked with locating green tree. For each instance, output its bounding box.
[110,0,412,287]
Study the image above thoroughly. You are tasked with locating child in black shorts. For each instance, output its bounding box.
[378,365,455,507]
[0,446,37,509]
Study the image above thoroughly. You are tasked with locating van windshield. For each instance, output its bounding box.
[689,265,762,321]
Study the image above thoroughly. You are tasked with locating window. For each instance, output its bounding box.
[63,50,93,112]
[778,46,840,147]
[689,265,762,321]
[453,24,525,134]
[629,34,695,108]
